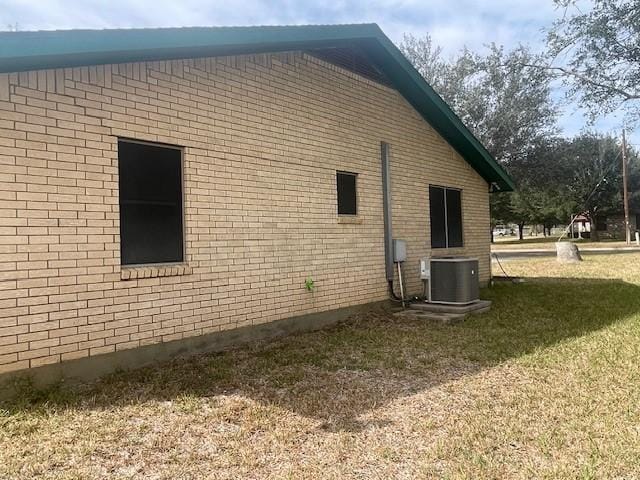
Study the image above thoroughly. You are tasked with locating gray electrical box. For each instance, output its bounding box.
[429,257,479,304]
[393,239,407,262]
[420,257,430,279]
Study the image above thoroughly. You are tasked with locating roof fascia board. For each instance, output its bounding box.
[0,40,349,73]
[0,24,515,191]
[0,24,376,73]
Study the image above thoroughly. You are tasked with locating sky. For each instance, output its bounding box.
[0,0,632,143]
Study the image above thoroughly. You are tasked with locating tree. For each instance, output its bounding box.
[496,137,575,239]
[401,35,557,167]
[550,132,640,240]
[547,0,640,122]
[399,34,448,89]
[400,35,558,236]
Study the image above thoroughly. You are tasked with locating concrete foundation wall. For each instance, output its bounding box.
[0,300,386,398]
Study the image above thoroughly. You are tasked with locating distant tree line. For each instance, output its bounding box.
[400,0,640,240]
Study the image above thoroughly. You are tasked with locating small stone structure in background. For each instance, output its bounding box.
[556,242,583,263]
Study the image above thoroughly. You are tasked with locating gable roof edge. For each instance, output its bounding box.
[365,25,514,192]
[0,23,515,191]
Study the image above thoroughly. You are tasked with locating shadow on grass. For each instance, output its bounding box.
[4,277,640,432]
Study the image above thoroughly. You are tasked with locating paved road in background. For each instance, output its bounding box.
[492,247,640,259]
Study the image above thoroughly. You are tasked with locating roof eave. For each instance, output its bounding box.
[0,24,515,191]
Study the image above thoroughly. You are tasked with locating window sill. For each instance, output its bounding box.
[337,215,363,225]
[121,264,192,281]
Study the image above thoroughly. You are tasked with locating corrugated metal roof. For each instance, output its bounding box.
[0,24,514,191]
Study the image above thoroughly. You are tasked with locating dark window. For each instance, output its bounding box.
[429,185,463,248]
[446,188,463,247]
[429,186,446,248]
[118,140,183,266]
[337,171,357,215]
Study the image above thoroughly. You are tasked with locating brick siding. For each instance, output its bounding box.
[0,51,490,374]
[599,214,638,240]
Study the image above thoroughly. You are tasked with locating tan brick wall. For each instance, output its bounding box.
[598,214,638,240]
[0,51,491,374]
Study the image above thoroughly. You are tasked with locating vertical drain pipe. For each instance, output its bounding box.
[381,142,395,295]
[397,262,406,308]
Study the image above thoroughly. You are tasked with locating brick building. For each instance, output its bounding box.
[0,25,513,381]
[596,213,639,240]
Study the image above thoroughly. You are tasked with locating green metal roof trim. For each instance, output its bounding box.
[0,24,514,191]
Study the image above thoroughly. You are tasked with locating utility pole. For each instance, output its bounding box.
[622,129,631,245]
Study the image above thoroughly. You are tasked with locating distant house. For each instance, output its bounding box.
[568,212,639,240]
[0,24,513,381]
[596,213,639,240]
[569,214,591,239]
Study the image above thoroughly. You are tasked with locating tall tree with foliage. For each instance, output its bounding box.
[547,0,640,122]
[511,137,577,237]
[553,132,640,240]
[401,36,557,166]
[400,35,558,237]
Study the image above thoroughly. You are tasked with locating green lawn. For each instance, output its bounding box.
[493,235,559,245]
[2,254,640,479]
[493,236,630,250]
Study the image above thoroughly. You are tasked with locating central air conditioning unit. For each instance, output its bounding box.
[420,257,479,305]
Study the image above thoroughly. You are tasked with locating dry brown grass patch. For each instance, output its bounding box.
[2,254,640,479]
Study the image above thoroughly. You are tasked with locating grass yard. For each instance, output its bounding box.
[2,254,640,479]
[492,237,631,250]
